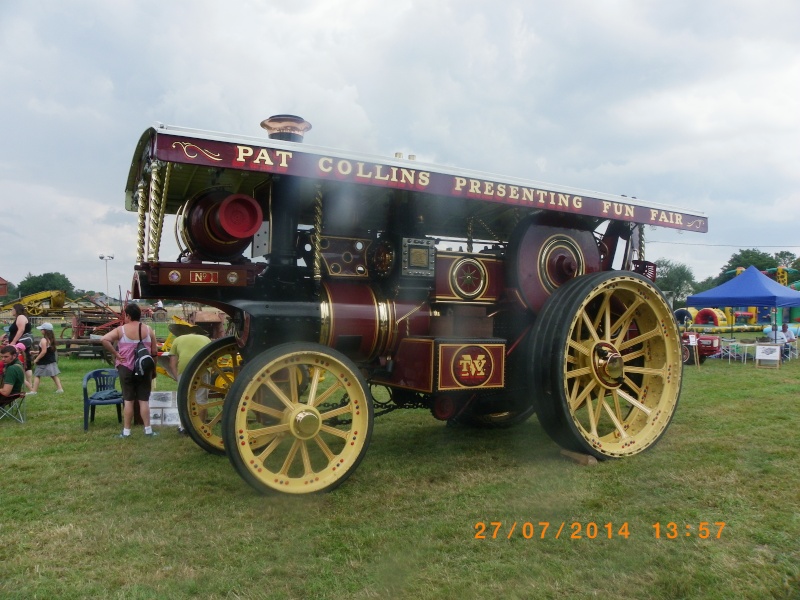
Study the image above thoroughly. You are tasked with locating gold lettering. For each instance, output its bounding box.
[469,180,481,194]
[509,186,519,200]
[418,172,430,187]
[390,166,399,182]
[557,194,570,207]
[497,183,506,198]
[356,162,372,179]
[573,196,583,209]
[336,160,352,176]
[274,150,292,167]
[236,145,253,162]
[536,190,548,204]
[523,188,535,203]
[650,209,659,221]
[674,213,682,225]
[603,201,612,214]
[253,148,274,165]
[319,157,333,173]
[483,181,494,196]
[549,192,556,205]
[400,168,415,185]
[625,205,634,218]
[374,165,390,181]
[454,177,467,191]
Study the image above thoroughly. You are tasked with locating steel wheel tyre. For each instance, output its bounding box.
[222,343,374,494]
[531,271,682,459]
[177,336,241,456]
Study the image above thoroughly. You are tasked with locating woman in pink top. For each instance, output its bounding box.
[101,303,159,438]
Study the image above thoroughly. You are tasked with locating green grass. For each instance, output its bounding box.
[1,355,799,599]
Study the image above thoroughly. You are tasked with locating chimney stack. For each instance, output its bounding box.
[260,114,312,142]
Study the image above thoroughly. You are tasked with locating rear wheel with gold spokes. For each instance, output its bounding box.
[531,272,682,459]
[222,343,373,494]
[177,336,241,456]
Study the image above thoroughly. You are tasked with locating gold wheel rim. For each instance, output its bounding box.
[187,343,241,451]
[564,276,681,456]
[232,350,369,493]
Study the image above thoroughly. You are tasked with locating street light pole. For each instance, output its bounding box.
[99,254,114,302]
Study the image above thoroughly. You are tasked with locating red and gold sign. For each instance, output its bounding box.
[190,270,219,284]
[438,343,505,391]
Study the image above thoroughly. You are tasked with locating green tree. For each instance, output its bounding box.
[718,249,777,281]
[17,272,75,298]
[693,276,718,294]
[654,259,696,303]
[773,251,796,268]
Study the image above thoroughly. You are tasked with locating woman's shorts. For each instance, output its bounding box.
[117,365,153,401]
[34,363,61,378]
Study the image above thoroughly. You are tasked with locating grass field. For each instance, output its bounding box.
[1,352,799,599]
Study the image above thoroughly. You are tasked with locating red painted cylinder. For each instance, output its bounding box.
[320,281,430,362]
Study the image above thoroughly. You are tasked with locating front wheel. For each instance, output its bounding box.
[222,343,374,495]
[531,271,682,459]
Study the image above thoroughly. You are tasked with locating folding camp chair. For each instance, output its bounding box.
[83,369,124,431]
[0,392,26,424]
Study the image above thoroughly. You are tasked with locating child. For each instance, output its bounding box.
[14,343,34,391]
[30,323,64,394]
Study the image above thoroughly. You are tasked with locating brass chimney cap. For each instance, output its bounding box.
[260,114,312,142]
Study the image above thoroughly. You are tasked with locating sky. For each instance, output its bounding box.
[1,0,799,297]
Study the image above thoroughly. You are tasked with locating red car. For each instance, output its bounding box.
[681,332,721,364]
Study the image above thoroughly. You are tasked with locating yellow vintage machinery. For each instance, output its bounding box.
[1,290,67,316]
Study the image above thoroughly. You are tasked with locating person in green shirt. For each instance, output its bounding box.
[165,325,212,435]
[0,345,26,399]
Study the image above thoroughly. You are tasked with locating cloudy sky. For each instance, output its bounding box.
[1,0,798,297]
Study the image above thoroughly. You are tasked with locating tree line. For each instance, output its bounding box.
[654,248,800,307]
[0,272,90,305]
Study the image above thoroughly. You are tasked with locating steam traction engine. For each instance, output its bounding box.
[125,115,708,495]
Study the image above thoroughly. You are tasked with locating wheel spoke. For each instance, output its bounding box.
[249,402,285,420]
[569,378,597,412]
[601,398,629,438]
[622,375,642,396]
[249,423,290,439]
[609,299,644,343]
[313,434,336,461]
[300,441,313,475]
[566,365,592,380]
[310,379,344,408]
[306,367,323,407]
[568,338,592,357]
[278,439,302,476]
[585,388,600,437]
[319,424,349,439]
[616,388,652,416]
[255,434,285,462]
[265,378,297,410]
[580,310,601,343]
[625,365,666,378]
[621,347,646,362]
[319,403,353,420]
[619,326,661,351]
[206,411,223,428]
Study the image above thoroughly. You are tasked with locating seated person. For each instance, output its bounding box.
[0,344,26,399]
[781,323,796,358]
